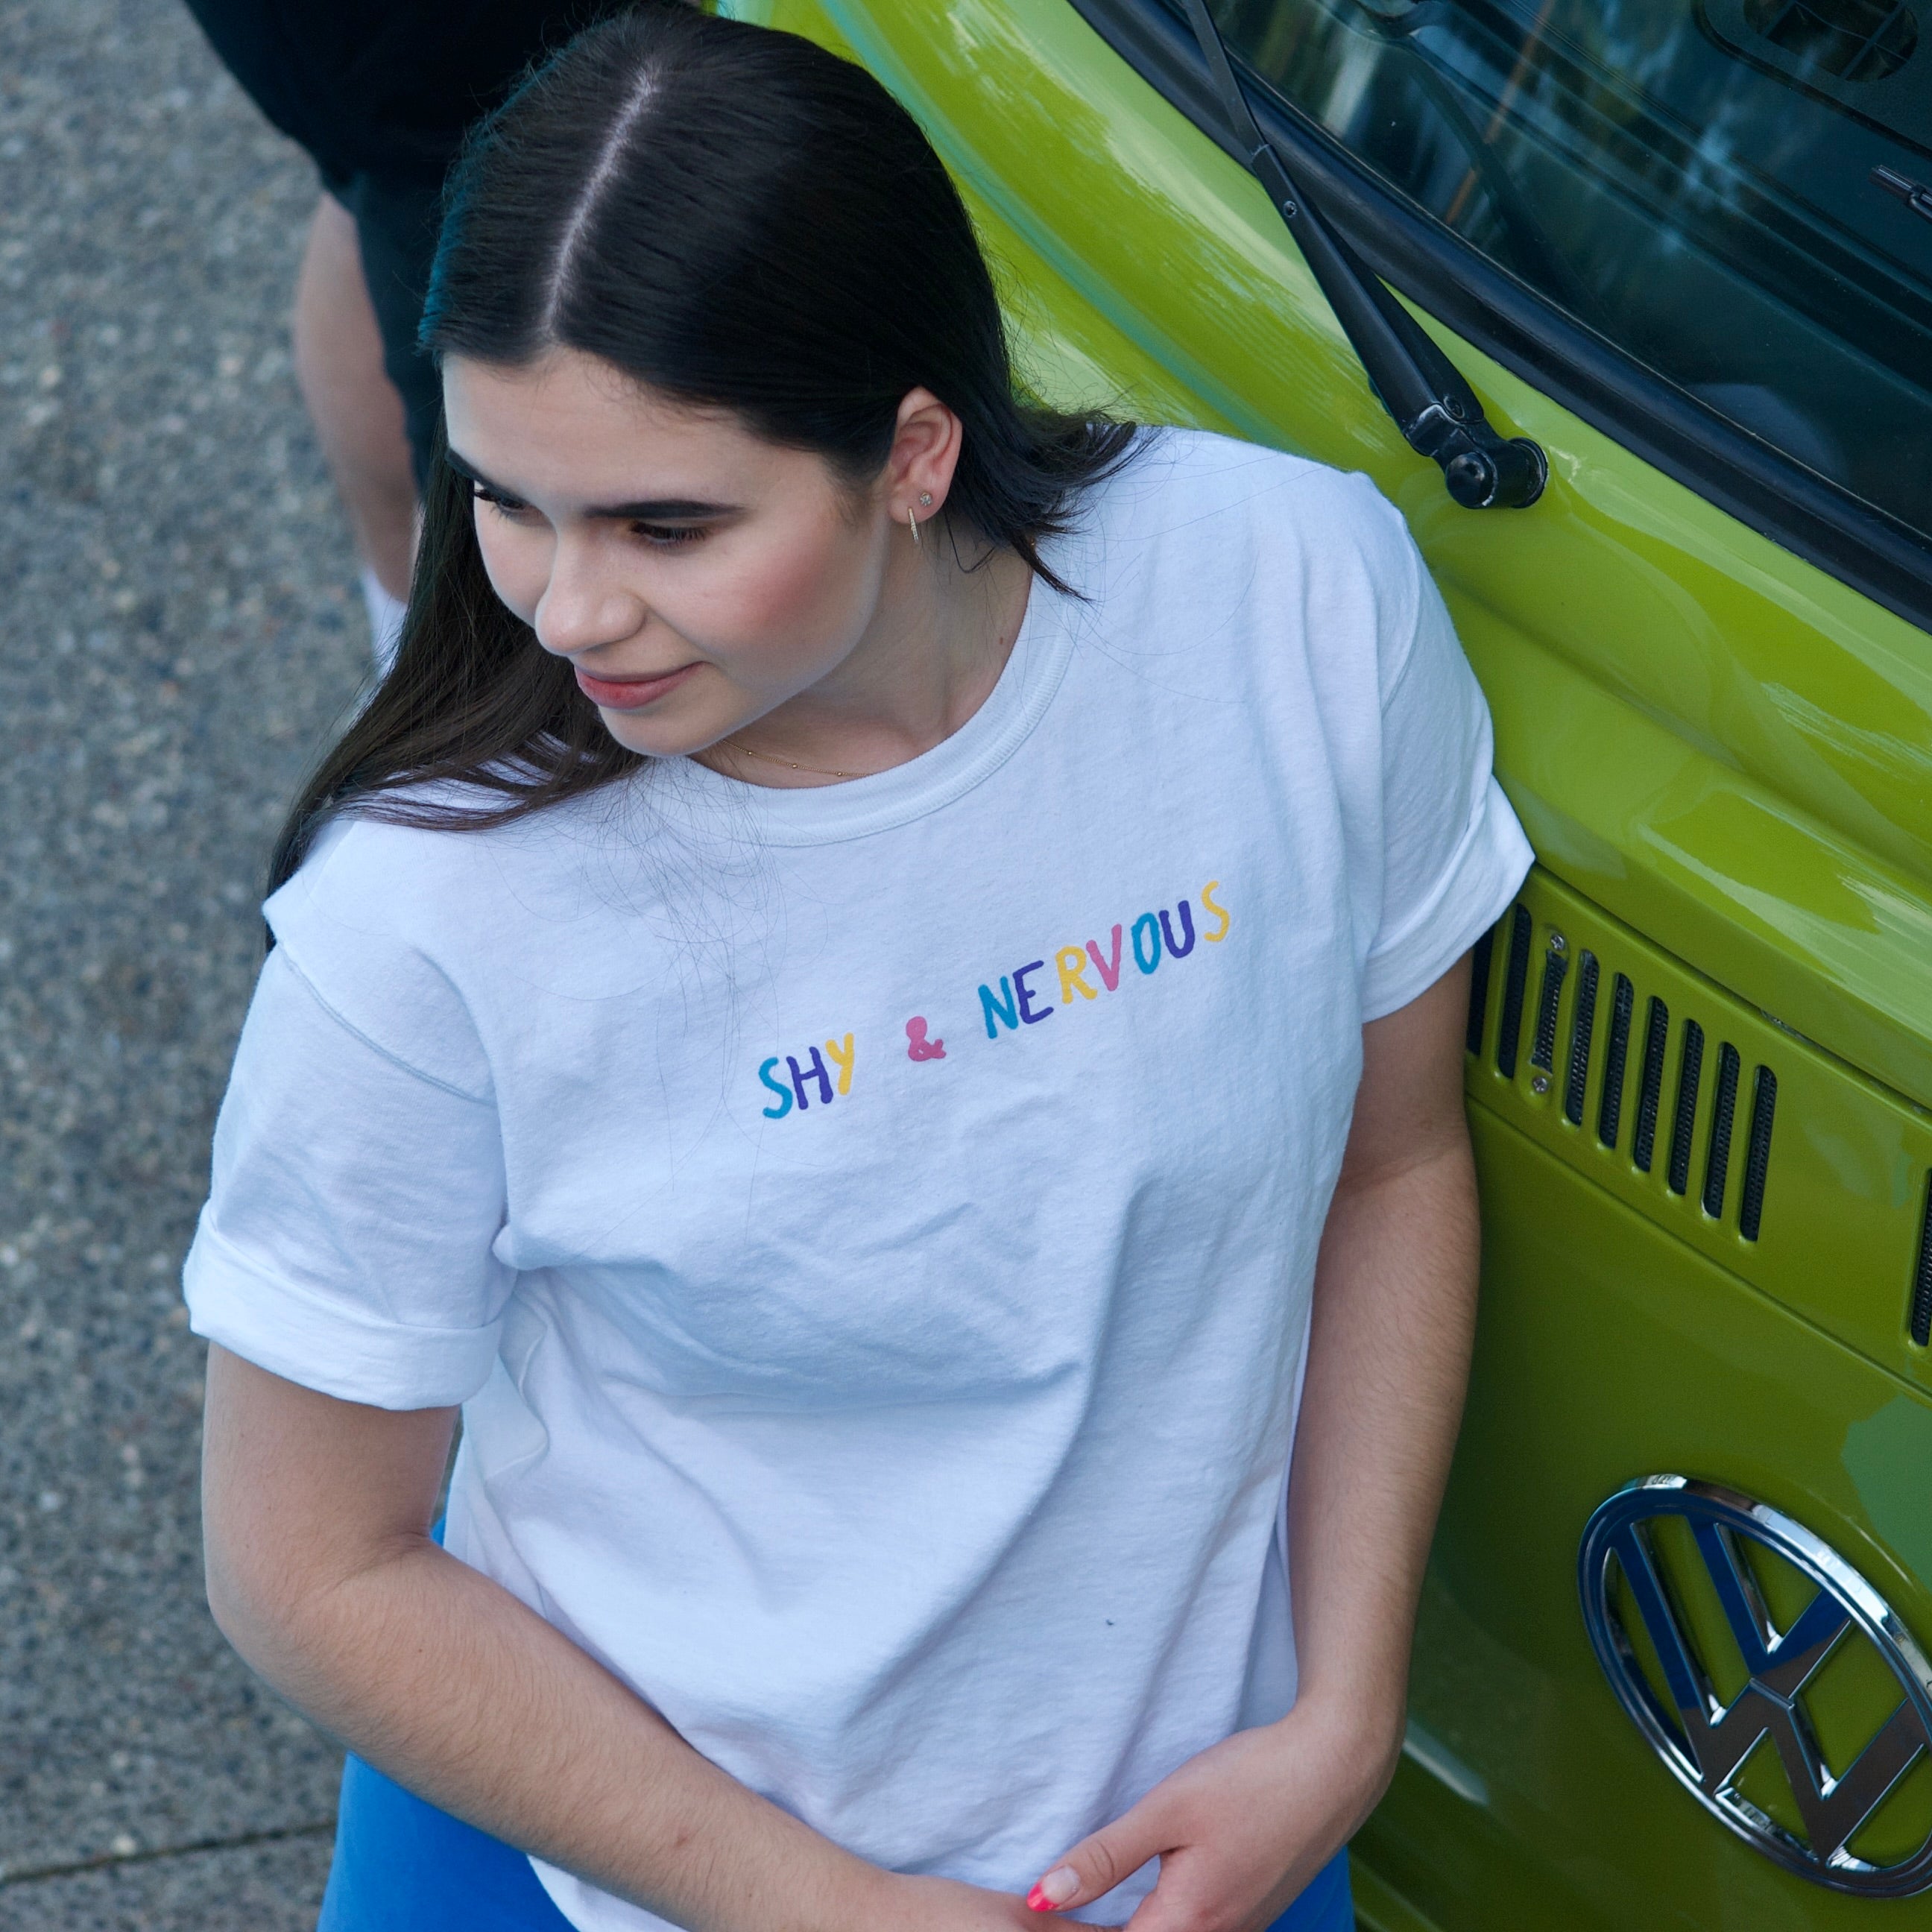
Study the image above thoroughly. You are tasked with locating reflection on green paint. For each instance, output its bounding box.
[1843,1395,1932,1597]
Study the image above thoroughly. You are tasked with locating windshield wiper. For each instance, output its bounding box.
[1179,0,1546,509]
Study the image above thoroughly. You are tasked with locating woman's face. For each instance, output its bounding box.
[443,350,944,758]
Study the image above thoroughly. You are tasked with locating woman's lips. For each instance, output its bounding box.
[574,662,700,712]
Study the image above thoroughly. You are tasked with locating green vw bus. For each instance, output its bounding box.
[733,1,1932,1924]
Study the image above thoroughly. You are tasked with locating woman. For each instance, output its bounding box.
[186,9,1532,1931]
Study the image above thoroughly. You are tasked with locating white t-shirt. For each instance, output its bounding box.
[185,432,1531,1931]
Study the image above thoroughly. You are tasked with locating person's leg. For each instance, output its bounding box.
[344,171,449,494]
[1263,1847,1353,1932]
[291,193,415,658]
[318,1754,578,1932]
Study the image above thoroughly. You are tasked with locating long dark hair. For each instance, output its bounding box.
[270,4,1137,891]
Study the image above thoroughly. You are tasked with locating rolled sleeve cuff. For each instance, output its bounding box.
[183,1222,504,1410]
[1362,776,1534,1023]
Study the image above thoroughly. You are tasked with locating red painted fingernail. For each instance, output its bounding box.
[1029,1866,1080,1912]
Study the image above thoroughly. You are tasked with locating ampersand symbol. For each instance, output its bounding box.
[904,1017,946,1061]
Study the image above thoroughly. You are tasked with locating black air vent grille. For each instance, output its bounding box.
[1739,1067,1778,1242]
[1531,941,1569,1072]
[1598,973,1635,1149]
[1565,952,1600,1126]
[1473,904,1781,1244]
[1465,925,1494,1056]
[1703,1044,1743,1219]
[1667,1020,1706,1196]
[1496,904,1533,1079]
[1633,998,1670,1173]
[1912,1176,1932,1347]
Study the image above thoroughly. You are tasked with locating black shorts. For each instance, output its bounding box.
[182,1,633,479]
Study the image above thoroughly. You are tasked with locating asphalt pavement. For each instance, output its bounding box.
[1,0,374,1922]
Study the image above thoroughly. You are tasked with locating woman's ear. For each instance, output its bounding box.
[885,386,965,523]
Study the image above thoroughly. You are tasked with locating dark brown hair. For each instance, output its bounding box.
[271,4,1137,891]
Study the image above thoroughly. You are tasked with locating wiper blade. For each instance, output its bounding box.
[1178,0,1546,509]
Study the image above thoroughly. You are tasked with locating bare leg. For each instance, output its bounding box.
[292,195,417,651]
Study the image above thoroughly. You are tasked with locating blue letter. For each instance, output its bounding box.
[1160,902,1196,959]
[757,1057,794,1120]
[980,977,1019,1039]
[1132,913,1162,975]
[789,1047,835,1110]
[1013,959,1055,1025]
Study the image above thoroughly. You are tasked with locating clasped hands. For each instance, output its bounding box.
[866,1696,1399,1932]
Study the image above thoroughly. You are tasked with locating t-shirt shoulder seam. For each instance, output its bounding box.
[273,947,495,1105]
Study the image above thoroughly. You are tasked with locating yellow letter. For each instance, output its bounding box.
[824,1032,856,1096]
[1200,880,1231,943]
[1056,945,1097,1003]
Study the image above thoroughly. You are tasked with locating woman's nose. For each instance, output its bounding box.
[533,543,649,657]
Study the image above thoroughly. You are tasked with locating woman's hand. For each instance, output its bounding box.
[880,1875,1122,1932]
[1022,1698,1400,1932]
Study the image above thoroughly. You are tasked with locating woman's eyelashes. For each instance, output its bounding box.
[631,520,708,547]
[471,482,533,520]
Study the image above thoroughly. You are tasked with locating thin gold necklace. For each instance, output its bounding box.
[716,739,866,782]
[718,596,1027,785]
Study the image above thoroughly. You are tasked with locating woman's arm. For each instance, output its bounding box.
[1025,956,1480,1929]
[202,1347,1058,1932]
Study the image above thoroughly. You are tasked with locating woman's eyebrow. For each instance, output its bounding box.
[443,446,497,489]
[586,495,736,521]
[445,447,733,520]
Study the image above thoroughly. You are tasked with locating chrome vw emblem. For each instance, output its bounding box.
[1579,1477,1932,1895]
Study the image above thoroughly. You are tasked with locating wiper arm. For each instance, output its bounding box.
[1178,0,1546,509]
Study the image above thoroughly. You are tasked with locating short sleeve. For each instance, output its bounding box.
[1360,552,1533,1020]
[183,946,514,1409]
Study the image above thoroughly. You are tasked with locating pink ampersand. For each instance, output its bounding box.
[904,1017,946,1061]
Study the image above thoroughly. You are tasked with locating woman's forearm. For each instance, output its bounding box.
[1285,967,1481,1768]
[201,1348,891,1932]
[1288,1142,1478,1746]
[278,1543,881,1927]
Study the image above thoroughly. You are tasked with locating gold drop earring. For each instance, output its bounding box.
[909,490,934,546]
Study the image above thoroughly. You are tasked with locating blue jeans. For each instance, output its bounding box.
[318,1754,1354,1931]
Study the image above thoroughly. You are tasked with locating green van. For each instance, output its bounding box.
[731,1,1932,1924]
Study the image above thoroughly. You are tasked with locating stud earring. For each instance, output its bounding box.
[919,491,933,507]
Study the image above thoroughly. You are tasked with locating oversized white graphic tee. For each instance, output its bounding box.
[186,432,1532,1929]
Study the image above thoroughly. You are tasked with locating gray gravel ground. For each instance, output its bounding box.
[0,1836,336,1932]
[1,0,371,1922]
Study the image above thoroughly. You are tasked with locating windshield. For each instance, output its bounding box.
[1194,0,1932,549]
